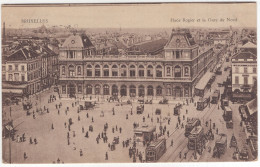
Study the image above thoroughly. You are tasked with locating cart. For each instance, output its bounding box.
[229,134,237,148]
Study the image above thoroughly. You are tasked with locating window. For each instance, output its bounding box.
[121,65,127,77]
[21,65,25,71]
[156,86,162,96]
[78,84,82,94]
[15,65,18,71]
[77,66,81,75]
[235,76,239,84]
[69,51,74,58]
[62,85,66,94]
[112,65,118,77]
[138,85,145,97]
[129,85,136,97]
[166,67,171,76]
[86,85,92,94]
[147,85,154,96]
[2,66,6,71]
[112,85,118,96]
[244,77,248,85]
[130,65,136,77]
[174,66,181,77]
[156,65,162,77]
[147,65,153,77]
[138,65,144,77]
[95,65,101,77]
[62,66,65,75]
[2,74,6,81]
[87,65,92,77]
[68,65,75,77]
[235,67,239,73]
[103,65,109,77]
[95,85,101,95]
[14,73,19,81]
[8,74,13,81]
[103,85,109,95]
[176,51,180,59]
[9,65,12,71]
[21,75,25,82]
[244,67,248,73]
[253,67,257,73]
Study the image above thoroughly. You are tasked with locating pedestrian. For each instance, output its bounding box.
[167,131,169,137]
[80,149,83,156]
[34,138,37,144]
[82,127,84,133]
[116,125,118,131]
[64,122,67,128]
[58,110,60,115]
[73,131,76,137]
[171,139,173,147]
[56,104,58,109]
[67,132,70,138]
[119,127,122,133]
[92,117,94,122]
[179,151,182,159]
[216,128,218,134]
[105,152,108,160]
[51,123,54,130]
[33,114,36,119]
[30,137,33,144]
[151,117,153,122]
[123,141,125,147]
[85,131,89,138]
[24,152,27,160]
[126,114,128,119]
[47,108,49,113]
[86,113,89,118]
[78,115,80,121]
[143,116,145,122]
[183,115,185,120]
[184,152,187,159]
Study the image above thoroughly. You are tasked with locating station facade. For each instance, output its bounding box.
[58,29,216,99]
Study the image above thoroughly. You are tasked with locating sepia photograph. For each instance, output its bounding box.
[1,2,258,164]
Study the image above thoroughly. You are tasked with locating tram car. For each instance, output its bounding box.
[23,102,32,110]
[185,118,201,137]
[173,103,182,115]
[221,98,229,110]
[213,133,227,158]
[223,106,232,122]
[196,97,210,111]
[211,90,220,104]
[137,105,144,114]
[188,126,205,154]
[145,138,166,162]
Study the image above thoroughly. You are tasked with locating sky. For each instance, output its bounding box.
[1,3,257,29]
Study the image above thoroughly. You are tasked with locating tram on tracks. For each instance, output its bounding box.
[185,118,201,137]
[197,97,210,111]
[211,90,220,104]
[188,126,205,154]
[145,138,166,162]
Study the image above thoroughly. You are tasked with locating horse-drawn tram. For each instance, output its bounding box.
[188,126,205,154]
[145,138,166,162]
[196,97,210,111]
[185,118,201,137]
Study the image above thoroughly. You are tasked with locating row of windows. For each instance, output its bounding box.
[61,65,190,78]
[234,67,257,74]
[62,84,163,97]
[3,65,25,72]
[3,73,25,82]
[234,76,257,85]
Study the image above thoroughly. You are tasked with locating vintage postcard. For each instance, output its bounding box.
[1,2,257,164]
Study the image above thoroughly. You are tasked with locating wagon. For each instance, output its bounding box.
[155,109,161,115]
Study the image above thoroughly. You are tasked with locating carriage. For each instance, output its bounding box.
[173,103,182,115]
[23,102,32,110]
[79,101,95,110]
[137,105,144,114]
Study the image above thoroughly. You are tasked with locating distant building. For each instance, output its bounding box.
[231,51,257,97]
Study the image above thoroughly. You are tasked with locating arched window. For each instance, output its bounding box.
[112,85,118,96]
[139,65,144,77]
[121,65,127,77]
[130,65,136,77]
[112,65,118,77]
[174,66,181,77]
[62,66,65,75]
[174,86,182,97]
[68,65,75,77]
[95,84,101,95]
[147,85,154,96]
[86,85,92,95]
[103,85,110,95]
[138,85,145,97]
[156,65,162,77]
[166,67,171,76]
[156,86,162,96]
[103,64,109,77]
[129,85,136,97]
[87,64,92,77]
[147,65,153,77]
[120,85,127,96]
[95,64,100,77]
[77,66,81,75]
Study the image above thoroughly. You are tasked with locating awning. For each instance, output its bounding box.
[246,98,257,116]
[195,72,214,90]
[2,88,23,94]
